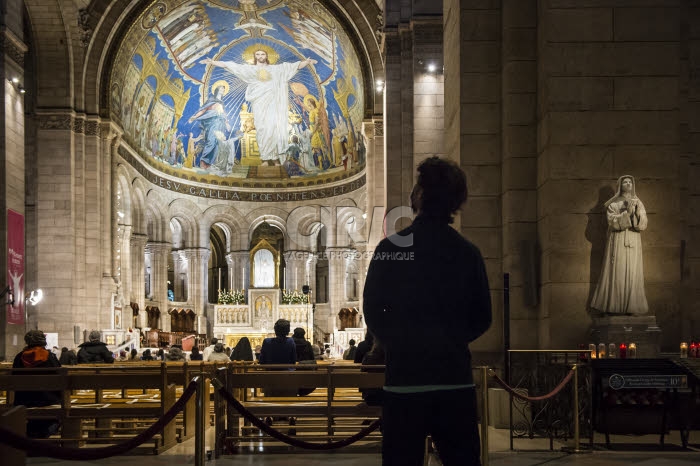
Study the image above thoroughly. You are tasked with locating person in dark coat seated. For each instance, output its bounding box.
[189,346,203,361]
[58,347,78,365]
[354,331,374,363]
[141,348,155,361]
[12,330,62,438]
[259,319,297,397]
[231,336,254,361]
[292,327,317,396]
[77,330,115,364]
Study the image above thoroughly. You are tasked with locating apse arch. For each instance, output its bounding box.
[102,0,379,194]
[200,205,248,251]
[167,198,202,247]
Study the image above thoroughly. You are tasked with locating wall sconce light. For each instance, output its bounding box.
[26,289,43,306]
[1,286,14,306]
[8,77,25,93]
[375,79,384,93]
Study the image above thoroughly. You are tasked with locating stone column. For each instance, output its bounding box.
[146,242,171,331]
[283,250,312,292]
[182,248,211,332]
[225,250,249,292]
[306,253,318,305]
[0,14,28,358]
[129,234,148,313]
[117,225,133,306]
[355,242,370,320]
[326,247,353,331]
[171,250,185,301]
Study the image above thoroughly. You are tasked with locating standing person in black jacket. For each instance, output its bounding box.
[364,156,492,466]
[12,330,62,438]
[77,330,115,364]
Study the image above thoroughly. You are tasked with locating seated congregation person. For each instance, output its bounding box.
[259,319,298,397]
[118,350,129,361]
[354,332,374,364]
[58,346,77,365]
[202,337,218,361]
[189,346,203,361]
[166,346,186,361]
[343,339,357,360]
[231,336,254,362]
[141,348,155,361]
[208,342,230,362]
[292,328,315,362]
[77,330,115,364]
[129,348,139,361]
[156,348,165,361]
[12,330,62,438]
[292,327,317,396]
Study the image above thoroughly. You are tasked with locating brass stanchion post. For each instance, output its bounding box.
[481,366,489,466]
[195,376,206,466]
[562,364,590,454]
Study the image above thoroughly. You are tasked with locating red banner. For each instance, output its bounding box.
[7,209,24,325]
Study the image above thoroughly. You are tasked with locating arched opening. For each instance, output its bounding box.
[208,223,229,303]
[250,221,285,289]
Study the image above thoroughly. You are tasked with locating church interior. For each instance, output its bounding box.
[1,0,700,463]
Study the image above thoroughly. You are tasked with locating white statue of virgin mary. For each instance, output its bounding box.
[590,175,649,315]
[253,249,275,288]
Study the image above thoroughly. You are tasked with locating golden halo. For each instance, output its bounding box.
[211,80,230,96]
[242,44,280,65]
[303,94,318,108]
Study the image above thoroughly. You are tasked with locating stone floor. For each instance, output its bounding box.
[23,425,700,465]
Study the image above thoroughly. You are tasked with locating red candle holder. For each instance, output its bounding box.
[619,343,627,359]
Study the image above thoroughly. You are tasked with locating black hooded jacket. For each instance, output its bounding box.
[77,341,115,364]
[363,215,492,387]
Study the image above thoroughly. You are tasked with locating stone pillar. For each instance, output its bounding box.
[171,250,185,301]
[0,11,28,358]
[326,247,353,331]
[306,253,318,304]
[117,224,132,308]
[129,234,148,313]
[182,248,211,332]
[501,0,538,348]
[355,242,370,319]
[146,242,171,330]
[283,250,312,292]
[225,250,249,292]
[443,0,502,355]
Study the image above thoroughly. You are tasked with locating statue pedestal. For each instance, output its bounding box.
[590,315,662,358]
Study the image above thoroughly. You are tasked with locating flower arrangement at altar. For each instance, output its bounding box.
[217,289,245,305]
[281,289,309,305]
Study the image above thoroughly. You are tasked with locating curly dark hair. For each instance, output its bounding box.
[274,319,291,338]
[414,156,468,224]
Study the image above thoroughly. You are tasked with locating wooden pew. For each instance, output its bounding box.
[0,364,179,453]
[218,363,384,451]
[0,406,26,464]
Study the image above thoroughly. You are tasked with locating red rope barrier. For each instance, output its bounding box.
[489,368,575,402]
[216,385,381,450]
[0,379,198,461]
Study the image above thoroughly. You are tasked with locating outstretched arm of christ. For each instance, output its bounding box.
[297,58,317,70]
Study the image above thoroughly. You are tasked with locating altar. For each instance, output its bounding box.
[213,288,313,349]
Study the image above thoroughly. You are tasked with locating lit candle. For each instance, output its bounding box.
[598,343,606,359]
[628,343,637,359]
[619,343,627,359]
[681,342,689,359]
[589,343,597,359]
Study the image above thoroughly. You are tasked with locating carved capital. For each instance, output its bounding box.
[1,27,28,67]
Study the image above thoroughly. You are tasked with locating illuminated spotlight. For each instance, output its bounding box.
[427,63,437,73]
[11,77,19,84]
